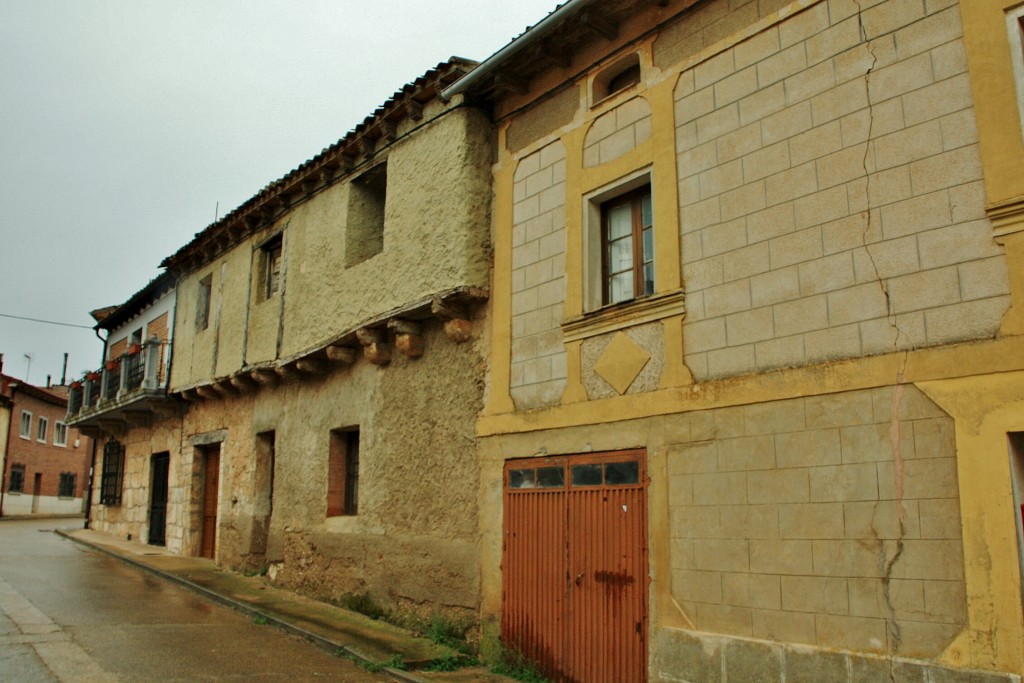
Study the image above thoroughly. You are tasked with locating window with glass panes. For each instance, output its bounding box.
[602,186,653,305]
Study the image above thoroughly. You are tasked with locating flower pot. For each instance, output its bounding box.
[105,360,118,371]
[128,343,142,355]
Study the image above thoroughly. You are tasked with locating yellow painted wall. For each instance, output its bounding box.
[481,0,1024,677]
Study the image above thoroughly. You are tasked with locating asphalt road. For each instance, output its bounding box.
[0,518,389,682]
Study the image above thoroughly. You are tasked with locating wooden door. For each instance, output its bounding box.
[148,453,169,546]
[200,447,220,559]
[503,450,648,683]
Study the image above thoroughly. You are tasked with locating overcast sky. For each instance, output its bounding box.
[0,0,557,387]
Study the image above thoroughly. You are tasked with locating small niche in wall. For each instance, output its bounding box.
[592,53,641,105]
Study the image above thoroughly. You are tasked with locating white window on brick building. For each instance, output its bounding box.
[54,421,68,447]
[36,416,48,443]
[19,411,31,439]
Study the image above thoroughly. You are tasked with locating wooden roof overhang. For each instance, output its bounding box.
[172,286,487,402]
[161,57,477,275]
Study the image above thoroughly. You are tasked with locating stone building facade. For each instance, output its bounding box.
[447,1,1024,681]
[77,59,494,618]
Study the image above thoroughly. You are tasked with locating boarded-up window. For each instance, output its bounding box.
[196,274,212,331]
[257,234,283,302]
[327,429,359,516]
[345,163,386,267]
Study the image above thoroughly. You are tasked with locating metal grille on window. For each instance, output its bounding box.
[100,441,125,505]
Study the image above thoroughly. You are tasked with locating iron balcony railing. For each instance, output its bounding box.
[67,338,171,421]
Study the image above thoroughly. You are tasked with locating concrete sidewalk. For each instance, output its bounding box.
[56,527,511,683]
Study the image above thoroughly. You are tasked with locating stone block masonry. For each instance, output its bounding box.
[667,386,966,658]
[675,0,1009,380]
[510,140,568,410]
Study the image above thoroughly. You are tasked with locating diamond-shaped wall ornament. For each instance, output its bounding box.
[594,332,651,395]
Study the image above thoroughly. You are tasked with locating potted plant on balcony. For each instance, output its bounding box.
[86,370,101,381]
[105,359,118,371]
[128,342,142,355]
[70,379,83,389]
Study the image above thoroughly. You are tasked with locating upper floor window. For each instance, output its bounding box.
[345,162,387,267]
[602,186,653,306]
[196,274,213,331]
[37,416,49,443]
[54,421,68,447]
[592,53,641,104]
[19,411,31,439]
[257,234,283,302]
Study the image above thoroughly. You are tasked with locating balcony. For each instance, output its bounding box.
[67,338,178,436]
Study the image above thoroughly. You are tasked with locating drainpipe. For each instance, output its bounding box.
[83,436,97,529]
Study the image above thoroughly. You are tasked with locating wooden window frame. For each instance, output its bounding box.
[36,416,49,443]
[257,234,283,302]
[327,429,360,517]
[601,185,653,306]
[196,274,212,331]
[54,421,67,447]
[19,411,31,439]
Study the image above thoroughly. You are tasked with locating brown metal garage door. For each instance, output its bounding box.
[503,450,648,683]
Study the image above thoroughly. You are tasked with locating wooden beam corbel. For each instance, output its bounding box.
[388,319,424,358]
[531,42,571,69]
[326,345,357,364]
[250,368,279,387]
[405,99,423,121]
[230,374,258,394]
[358,136,376,157]
[179,388,201,402]
[356,327,391,366]
[493,72,529,96]
[340,152,356,172]
[320,161,340,185]
[302,176,319,196]
[432,298,473,343]
[275,364,301,382]
[378,119,398,143]
[296,358,328,375]
[195,385,220,400]
[581,11,618,40]
[213,379,238,397]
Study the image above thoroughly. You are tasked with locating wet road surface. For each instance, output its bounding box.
[0,518,389,682]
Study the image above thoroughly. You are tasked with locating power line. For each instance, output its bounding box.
[0,313,94,330]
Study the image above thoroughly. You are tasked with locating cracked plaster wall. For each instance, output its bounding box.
[173,317,486,613]
[666,386,967,659]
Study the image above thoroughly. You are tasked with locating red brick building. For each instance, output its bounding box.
[1,357,92,517]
